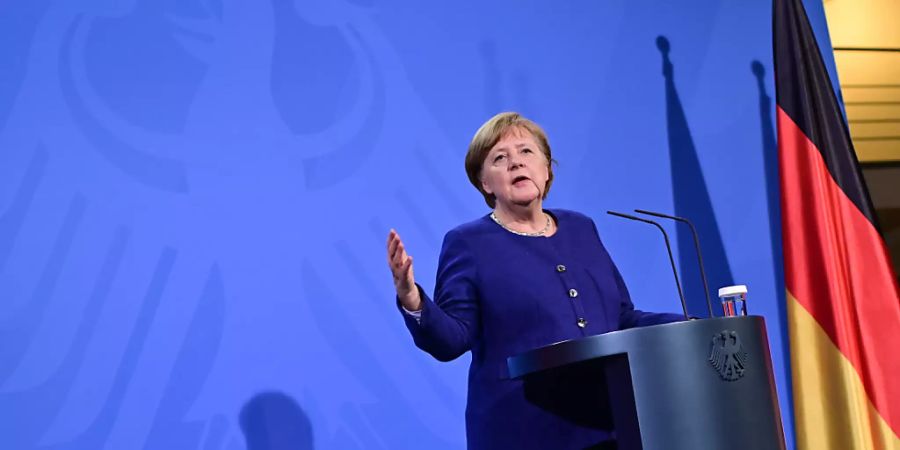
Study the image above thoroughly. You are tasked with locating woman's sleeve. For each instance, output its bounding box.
[397,229,481,362]
[612,262,685,329]
[589,219,684,329]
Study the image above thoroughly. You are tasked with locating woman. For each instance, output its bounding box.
[386,112,681,449]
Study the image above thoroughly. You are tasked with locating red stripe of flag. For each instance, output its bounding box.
[773,0,900,442]
[778,106,900,432]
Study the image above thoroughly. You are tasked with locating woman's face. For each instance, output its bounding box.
[480,127,550,210]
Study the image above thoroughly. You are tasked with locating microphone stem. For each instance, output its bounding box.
[607,211,690,320]
[634,209,716,318]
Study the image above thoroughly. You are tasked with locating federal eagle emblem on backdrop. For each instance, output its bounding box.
[708,330,748,381]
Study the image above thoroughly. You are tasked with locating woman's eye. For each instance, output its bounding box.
[494,154,506,162]
[522,148,533,154]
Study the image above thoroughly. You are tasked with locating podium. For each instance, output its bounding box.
[507,316,786,450]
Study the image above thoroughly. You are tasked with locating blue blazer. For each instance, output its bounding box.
[400,209,682,450]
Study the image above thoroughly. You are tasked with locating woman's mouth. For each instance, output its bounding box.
[512,175,531,185]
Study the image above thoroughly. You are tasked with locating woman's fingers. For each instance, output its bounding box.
[403,255,414,279]
[386,230,413,280]
[392,243,405,269]
[398,255,415,293]
[387,231,399,260]
[387,231,402,265]
[386,230,419,309]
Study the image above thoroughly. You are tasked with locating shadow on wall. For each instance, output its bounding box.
[750,60,784,307]
[750,58,794,428]
[240,391,314,450]
[656,35,734,317]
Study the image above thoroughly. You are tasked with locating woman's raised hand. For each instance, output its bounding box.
[387,229,422,311]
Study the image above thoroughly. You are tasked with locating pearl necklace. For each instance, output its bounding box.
[490,212,551,237]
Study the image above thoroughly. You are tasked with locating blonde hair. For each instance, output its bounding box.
[465,112,555,208]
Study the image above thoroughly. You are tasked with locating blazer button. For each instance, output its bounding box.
[577,318,587,328]
[568,288,578,298]
[556,264,566,273]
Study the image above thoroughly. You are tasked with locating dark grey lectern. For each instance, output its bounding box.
[507,316,786,450]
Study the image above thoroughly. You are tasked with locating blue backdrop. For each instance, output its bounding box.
[0,1,842,449]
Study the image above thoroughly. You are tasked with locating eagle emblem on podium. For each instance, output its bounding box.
[709,330,748,381]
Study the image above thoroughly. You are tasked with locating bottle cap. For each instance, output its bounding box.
[718,285,748,298]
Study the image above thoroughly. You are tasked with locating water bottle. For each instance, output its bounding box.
[718,285,748,317]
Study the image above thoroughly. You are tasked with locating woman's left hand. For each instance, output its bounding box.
[387,229,422,311]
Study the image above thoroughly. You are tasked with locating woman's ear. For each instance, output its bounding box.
[481,175,493,195]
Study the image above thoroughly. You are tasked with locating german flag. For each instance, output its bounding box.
[774,0,900,448]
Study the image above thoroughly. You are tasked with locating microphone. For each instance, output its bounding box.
[634,209,716,318]
[607,211,689,320]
